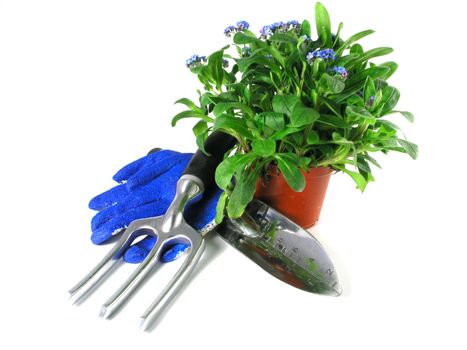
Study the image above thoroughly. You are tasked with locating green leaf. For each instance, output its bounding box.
[350,43,364,55]
[334,67,391,103]
[200,92,215,107]
[171,110,214,126]
[215,153,255,190]
[174,98,203,113]
[311,57,325,79]
[397,139,418,159]
[271,127,303,140]
[272,94,299,115]
[371,89,383,110]
[290,103,320,127]
[397,111,415,123]
[335,53,359,67]
[213,114,253,139]
[252,139,276,157]
[316,114,351,128]
[364,76,376,102]
[322,97,343,117]
[335,29,375,56]
[212,102,254,117]
[227,165,260,218]
[192,120,207,136]
[332,132,353,145]
[207,49,226,91]
[237,49,281,74]
[320,73,346,94]
[192,120,209,154]
[346,105,376,124]
[300,19,311,37]
[338,166,368,191]
[378,86,400,115]
[362,153,381,169]
[346,94,365,107]
[379,61,398,80]
[345,66,391,88]
[356,154,372,173]
[233,31,257,44]
[378,120,400,137]
[351,47,394,67]
[215,192,227,224]
[234,32,285,66]
[269,33,297,45]
[315,2,332,46]
[260,112,285,131]
[275,153,306,192]
[333,22,344,47]
[306,130,319,144]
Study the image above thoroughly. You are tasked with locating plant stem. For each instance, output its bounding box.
[352,121,369,141]
[297,62,307,97]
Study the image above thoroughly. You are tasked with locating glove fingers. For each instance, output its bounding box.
[160,243,190,263]
[112,150,177,183]
[112,155,147,183]
[124,236,190,264]
[124,236,156,263]
[184,187,222,231]
[126,152,192,190]
[88,183,128,211]
[91,198,172,244]
[90,177,175,232]
[92,155,189,233]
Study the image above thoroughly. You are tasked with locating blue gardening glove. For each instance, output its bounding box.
[89,149,222,264]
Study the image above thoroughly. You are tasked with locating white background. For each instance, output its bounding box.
[1,0,466,349]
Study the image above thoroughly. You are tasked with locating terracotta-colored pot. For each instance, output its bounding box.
[254,166,332,228]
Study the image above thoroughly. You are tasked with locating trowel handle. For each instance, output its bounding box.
[182,131,237,190]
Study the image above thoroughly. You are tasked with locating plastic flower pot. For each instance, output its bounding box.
[254,166,332,228]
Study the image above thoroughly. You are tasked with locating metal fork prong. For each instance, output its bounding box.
[139,235,205,331]
[99,236,165,319]
[68,228,137,305]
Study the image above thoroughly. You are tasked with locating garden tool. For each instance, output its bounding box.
[216,199,341,296]
[69,131,237,331]
[111,147,341,296]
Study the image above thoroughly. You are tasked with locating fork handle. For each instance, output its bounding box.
[182,131,237,189]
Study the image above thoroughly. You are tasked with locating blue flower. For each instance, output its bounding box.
[186,54,207,68]
[222,59,229,68]
[331,65,348,78]
[236,20,250,30]
[224,25,236,37]
[270,21,284,31]
[306,48,336,62]
[260,20,300,38]
[260,25,272,37]
[224,21,250,37]
[287,20,300,28]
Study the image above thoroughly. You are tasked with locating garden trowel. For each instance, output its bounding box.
[216,199,341,296]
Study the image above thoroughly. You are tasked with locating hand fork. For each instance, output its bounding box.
[69,132,236,330]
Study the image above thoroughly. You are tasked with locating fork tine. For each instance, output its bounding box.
[68,226,138,305]
[99,235,165,319]
[139,234,205,331]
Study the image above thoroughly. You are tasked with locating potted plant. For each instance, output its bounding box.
[172,2,417,227]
